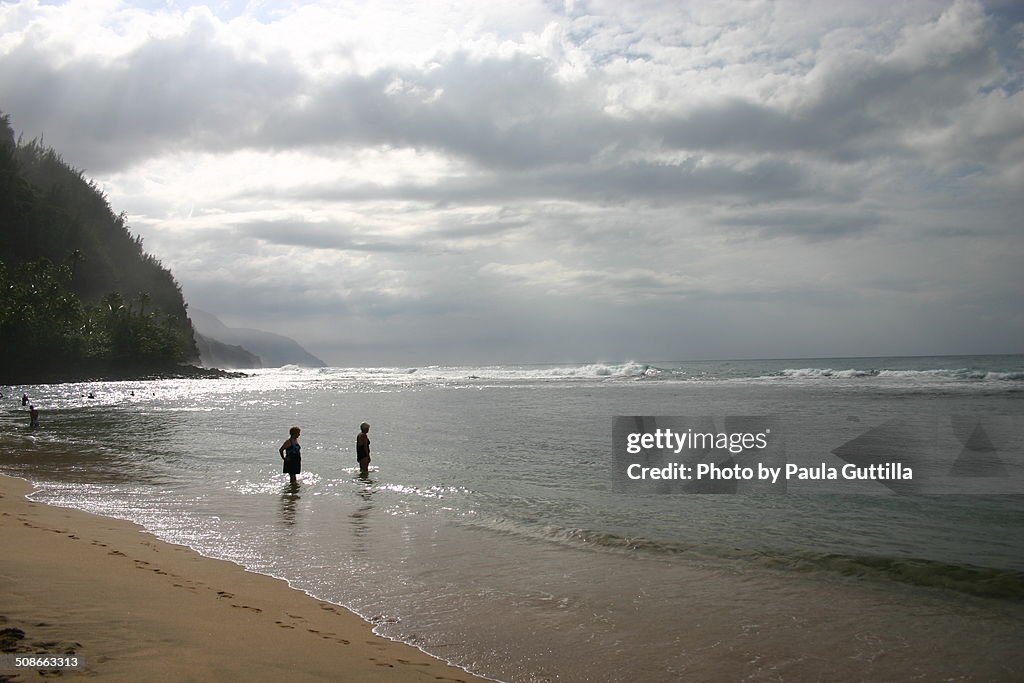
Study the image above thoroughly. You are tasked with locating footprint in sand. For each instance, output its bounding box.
[397,659,430,667]
[230,604,263,613]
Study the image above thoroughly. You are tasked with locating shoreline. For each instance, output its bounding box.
[0,474,489,682]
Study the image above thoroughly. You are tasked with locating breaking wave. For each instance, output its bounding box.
[781,368,879,379]
[400,361,659,381]
[255,357,1023,386]
[778,368,1024,381]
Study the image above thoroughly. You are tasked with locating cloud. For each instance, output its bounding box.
[237,219,421,253]
[715,208,881,241]
[235,155,815,207]
[0,9,301,171]
[4,1,1017,182]
[1,0,1021,363]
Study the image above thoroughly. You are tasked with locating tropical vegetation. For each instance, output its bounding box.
[0,111,199,380]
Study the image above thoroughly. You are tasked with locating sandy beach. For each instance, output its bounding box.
[0,474,487,682]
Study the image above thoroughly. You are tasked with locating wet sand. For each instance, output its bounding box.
[0,475,488,682]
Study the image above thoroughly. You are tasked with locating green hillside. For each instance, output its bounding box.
[0,111,201,381]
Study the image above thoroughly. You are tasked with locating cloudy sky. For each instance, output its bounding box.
[1,0,1022,364]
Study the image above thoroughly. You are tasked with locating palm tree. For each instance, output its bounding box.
[135,291,151,317]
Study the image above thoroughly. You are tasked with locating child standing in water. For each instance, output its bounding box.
[279,426,301,484]
[356,422,371,476]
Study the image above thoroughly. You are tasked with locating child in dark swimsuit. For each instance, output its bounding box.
[279,426,301,484]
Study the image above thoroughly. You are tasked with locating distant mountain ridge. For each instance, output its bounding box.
[190,309,325,369]
[193,332,263,370]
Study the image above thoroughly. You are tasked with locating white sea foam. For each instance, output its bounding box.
[350,362,656,382]
[246,360,1024,389]
[778,367,1023,382]
[781,368,878,379]
[985,371,1024,380]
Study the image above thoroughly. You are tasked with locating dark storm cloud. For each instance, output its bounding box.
[183,275,352,320]
[3,0,1021,363]
[1,36,620,172]
[259,52,625,169]
[238,156,814,206]
[427,218,528,240]
[238,220,419,253]
[0,12,301,171]
[716,209,882,241]
[3,4,1011,177]
[656,43,1000,163]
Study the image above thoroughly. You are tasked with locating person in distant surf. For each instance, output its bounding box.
[279,426,301,485]
[356,422,371,476]
[29,405,39,429]
[22,393,29,406]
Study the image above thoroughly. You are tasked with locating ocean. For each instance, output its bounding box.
[2,355,1023,681]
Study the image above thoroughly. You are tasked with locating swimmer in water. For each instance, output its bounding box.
[279,426,301,485]
[356,422,371,476]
